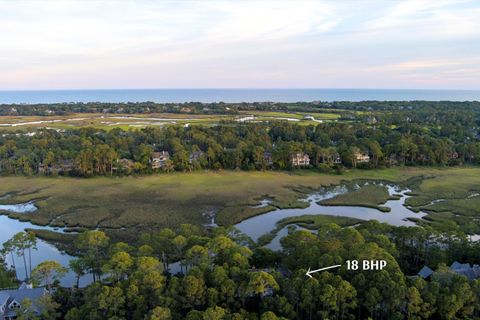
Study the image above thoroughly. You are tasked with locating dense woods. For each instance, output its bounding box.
[2,101,480,176]
[1,120,479,176]
[2,100,480,116]
[3,222,480,319]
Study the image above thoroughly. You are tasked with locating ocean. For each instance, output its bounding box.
[0,88,479,104]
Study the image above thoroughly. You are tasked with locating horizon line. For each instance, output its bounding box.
[1,87,480,92]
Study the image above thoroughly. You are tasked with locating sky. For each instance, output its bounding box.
[1,0,479,90]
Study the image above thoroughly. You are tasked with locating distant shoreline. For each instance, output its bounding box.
[1,88,479,104]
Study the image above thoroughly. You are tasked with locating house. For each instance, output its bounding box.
[113,158,135,172]
[189,151,204,164]
[450,261,480,280]
[417,266,434,279]
[416,262,480,281]
[291,153,310,167]
[151,151,170,169]
[263,151,273,166]
[355,152,370,163]
[451,151,459,159]
[0,283,47,320]
[367,116,377,125]
[38,160,73,175]
[388,154,399,165]
[333,154,342,164]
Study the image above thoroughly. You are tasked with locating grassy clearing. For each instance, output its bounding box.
[319,184,393,212]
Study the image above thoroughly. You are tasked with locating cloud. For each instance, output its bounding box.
[0,0,478,89]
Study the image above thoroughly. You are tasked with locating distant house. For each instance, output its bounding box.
[355,152,370,163]
[0,283,47,320]
[114,158,135,172]
[450,261,480,280]
[367,116,378,124]
[333,154,342,164]
[451,151,459,159]
[189,151,204,164]
[417,266,434,279]
[291,153,310,167]
[263,151,273,166]
[303,115,315,121]
[388,154,401,166]
[151,151,170,169]
[38,160,73,175]
[416,262,480,281]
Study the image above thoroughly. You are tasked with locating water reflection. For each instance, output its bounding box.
[235,184,426,247]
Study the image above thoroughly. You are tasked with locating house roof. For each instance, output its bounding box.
[3,287,46,304]
[0,292,9,307]
[455,268,477,280]
[153,151,169,157]
[0,284,46,318]
[418,266,434,279]
[451,261,471,270]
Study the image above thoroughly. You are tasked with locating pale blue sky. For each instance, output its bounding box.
[1,0,479,90]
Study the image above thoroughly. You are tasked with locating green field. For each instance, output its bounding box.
[0,113,233,131]
[0,110,347,132]
[1,167,480,237]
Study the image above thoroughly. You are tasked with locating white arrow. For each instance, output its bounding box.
[306,265,342,278]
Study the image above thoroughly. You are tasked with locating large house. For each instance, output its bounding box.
[151,151,170,169]
[291,153,310,167]
[113,158,135,172]
[189,151,204,164]
[38,160,74,175]
[417,261,480,280]
[354,152,370,163]
[0,283,47,320]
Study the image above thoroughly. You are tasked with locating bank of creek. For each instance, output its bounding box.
[1,181,432,287]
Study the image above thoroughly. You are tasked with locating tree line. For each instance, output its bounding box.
[2,221,480,319]
[1,118,480,176]
[1,100,480,117]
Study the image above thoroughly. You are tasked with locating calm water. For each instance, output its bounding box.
[0,205,90,287]
[235,184,427,250]
[1,89,479,104]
